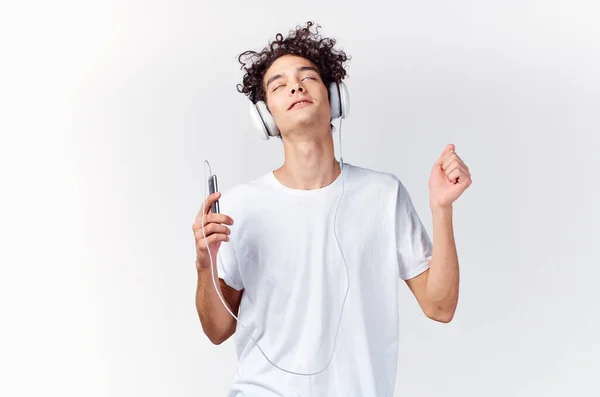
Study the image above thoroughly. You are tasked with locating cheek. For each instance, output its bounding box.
[272,101,287,117]
[268,101,291,125]
[322,88,331,108]
[265,96,282,115]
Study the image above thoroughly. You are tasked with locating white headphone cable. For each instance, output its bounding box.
[201,118,349,376]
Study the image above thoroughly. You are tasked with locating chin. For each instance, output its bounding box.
[289,114,316,126]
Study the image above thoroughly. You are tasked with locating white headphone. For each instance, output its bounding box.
[248,81,350,140]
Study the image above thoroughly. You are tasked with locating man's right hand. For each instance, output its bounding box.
[192,192,235,271]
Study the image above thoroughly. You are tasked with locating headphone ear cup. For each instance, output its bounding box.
[249,101,280,140]
[338,81,349,119]
[329,81,350,120]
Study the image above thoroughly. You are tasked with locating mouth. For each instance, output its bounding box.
[288,99,313,110]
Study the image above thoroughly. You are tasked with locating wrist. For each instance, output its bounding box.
[430,201,453,215]
[196,257,211,272]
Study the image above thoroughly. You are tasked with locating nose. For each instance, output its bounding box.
[290,85,304,94]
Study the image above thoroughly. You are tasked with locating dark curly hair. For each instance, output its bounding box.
[236,21,351,105]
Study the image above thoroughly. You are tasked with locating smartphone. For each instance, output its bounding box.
[208,174,220,213]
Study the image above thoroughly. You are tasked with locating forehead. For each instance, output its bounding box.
[263,55,319,84]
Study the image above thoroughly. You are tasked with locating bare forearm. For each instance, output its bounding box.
[196,266,237,344]
[425,204,459,321]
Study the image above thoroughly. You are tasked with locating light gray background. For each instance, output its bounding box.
[1,0,599,396]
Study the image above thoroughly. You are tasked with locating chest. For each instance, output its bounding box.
[232,190,397,288]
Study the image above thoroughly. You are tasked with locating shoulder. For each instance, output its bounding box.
[343,163,420,208]
[344,162,403,193]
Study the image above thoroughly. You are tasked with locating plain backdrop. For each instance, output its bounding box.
[1,1,599,396]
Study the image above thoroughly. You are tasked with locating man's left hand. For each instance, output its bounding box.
[428,144,472,209]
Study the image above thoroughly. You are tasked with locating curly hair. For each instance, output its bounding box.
[236,21,351,105]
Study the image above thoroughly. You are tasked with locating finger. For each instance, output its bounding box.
[202,233,230,248]
[438,148,455,168]
[446,163,470,177]
[442,155,459,172]
[447,167,470,184]
[201,192,221,215]
[199,213,234,226]
[442,150,467,171]
[195,230,231,248]
[196,223,231,237]
[203,192,221,215]
[196,232,230,250]
[447,168,460,184]
[444,159,469,177]
[449,154,469,172]
[436,143,455,165]
[196,210,234,225]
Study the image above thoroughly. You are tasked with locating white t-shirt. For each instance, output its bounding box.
[215,162,433,397]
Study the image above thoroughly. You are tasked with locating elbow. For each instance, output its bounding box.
[427,310,455,323]
[206,330,231,345]
[200,321,232,345]
[204,325,234,345]
[424,304,456,323]
[209,334,227,345]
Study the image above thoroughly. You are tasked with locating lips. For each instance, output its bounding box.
[288,99,313,110]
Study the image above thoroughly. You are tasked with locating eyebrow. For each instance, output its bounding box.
[265,66,320,89]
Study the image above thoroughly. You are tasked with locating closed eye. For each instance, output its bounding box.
[273,76,316,92]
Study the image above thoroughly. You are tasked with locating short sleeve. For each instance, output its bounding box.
[216,237,244,290]
[214,192,244,290]
[395,180,433,280]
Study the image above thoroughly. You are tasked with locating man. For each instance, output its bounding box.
[193,21,472,396]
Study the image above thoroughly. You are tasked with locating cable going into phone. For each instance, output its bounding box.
[200,118,349,376]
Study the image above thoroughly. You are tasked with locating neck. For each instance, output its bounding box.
[274,125,341,190]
